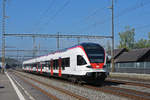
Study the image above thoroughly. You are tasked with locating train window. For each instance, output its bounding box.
[53,60,56,69]
[81,43,105,63]
[38,63,41,68]
[34,63,36,68]
[42,64,44,68]
[61,57,70,68]
[53,59,58,70]
[62,58,65,70]
[77,55,87,65]
[30,64,32,68]
[65,58,70,67]
[48,61,50,68]
[56,60,59,69]
[45,61,50,68]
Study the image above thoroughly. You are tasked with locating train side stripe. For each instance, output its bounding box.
[58,58,62,77]
[50,60,53,76]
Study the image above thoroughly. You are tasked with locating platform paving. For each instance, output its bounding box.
[0,71,51,100]
[0,73,19,100]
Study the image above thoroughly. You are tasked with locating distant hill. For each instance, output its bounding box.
[0,57,21,68]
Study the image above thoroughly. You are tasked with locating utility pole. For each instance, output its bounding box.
[39,43,40,55]
[32,36,36,57]
[111,0,115,72]
[57,32,60,50]
[1,0,6,73]
[77,37,80,45]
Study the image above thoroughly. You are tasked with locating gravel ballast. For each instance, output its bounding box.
[16,71,129,100]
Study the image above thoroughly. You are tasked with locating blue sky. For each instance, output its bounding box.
[0,0,150,58]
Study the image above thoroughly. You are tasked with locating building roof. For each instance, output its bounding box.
[107,48,128,59]
[115,48,150,63]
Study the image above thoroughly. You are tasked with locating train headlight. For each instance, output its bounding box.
[96,66,99,68]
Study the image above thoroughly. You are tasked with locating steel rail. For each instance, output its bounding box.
[84,85,150,100]
[106,79,150,88]
[14,71,89,100]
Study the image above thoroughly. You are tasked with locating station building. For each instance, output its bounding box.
[107,48,150,74]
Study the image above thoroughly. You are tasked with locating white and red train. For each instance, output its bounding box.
[22,43,109,84]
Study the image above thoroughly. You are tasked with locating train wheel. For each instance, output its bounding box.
[69,76,77,83]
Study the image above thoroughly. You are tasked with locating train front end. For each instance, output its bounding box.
[80,43,109,83]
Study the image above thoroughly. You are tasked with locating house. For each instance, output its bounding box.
[115,48,150,63]
[111,48,150,74]
[107,48,128,63]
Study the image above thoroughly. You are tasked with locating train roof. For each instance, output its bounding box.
[80,43,103,48]
[23,42,103,64]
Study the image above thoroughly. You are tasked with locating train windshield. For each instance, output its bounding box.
[81,43,105,63]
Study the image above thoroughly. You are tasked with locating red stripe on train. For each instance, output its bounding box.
[50,60,53,76]
[90,63,104,69]
[59,58,62,77]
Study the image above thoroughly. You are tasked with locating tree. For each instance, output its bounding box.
[134,38,148,49]
[118,26,135,49]
[134,32,150,49]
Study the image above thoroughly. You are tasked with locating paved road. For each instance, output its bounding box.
[0,71,51,100]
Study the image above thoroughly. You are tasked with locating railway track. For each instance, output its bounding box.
[84,85,150,100]
[106,78,150,88]
[10,71,88,100]
[10,70,150,100]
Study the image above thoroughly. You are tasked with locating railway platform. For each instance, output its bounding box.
[109,72,150,80]
[0,72,19,100]
[0,71,51,100]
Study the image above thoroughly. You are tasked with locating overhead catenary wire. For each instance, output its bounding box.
[115,0,150,18]
[31,0,56,33]
[77,0,150,32]
[4,33,112,39]
[72,7,107,27]
[43,0,71,27]
[33,0,71,33]
[136,24,150,30]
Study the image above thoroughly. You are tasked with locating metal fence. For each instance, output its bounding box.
[106,62,150,74]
